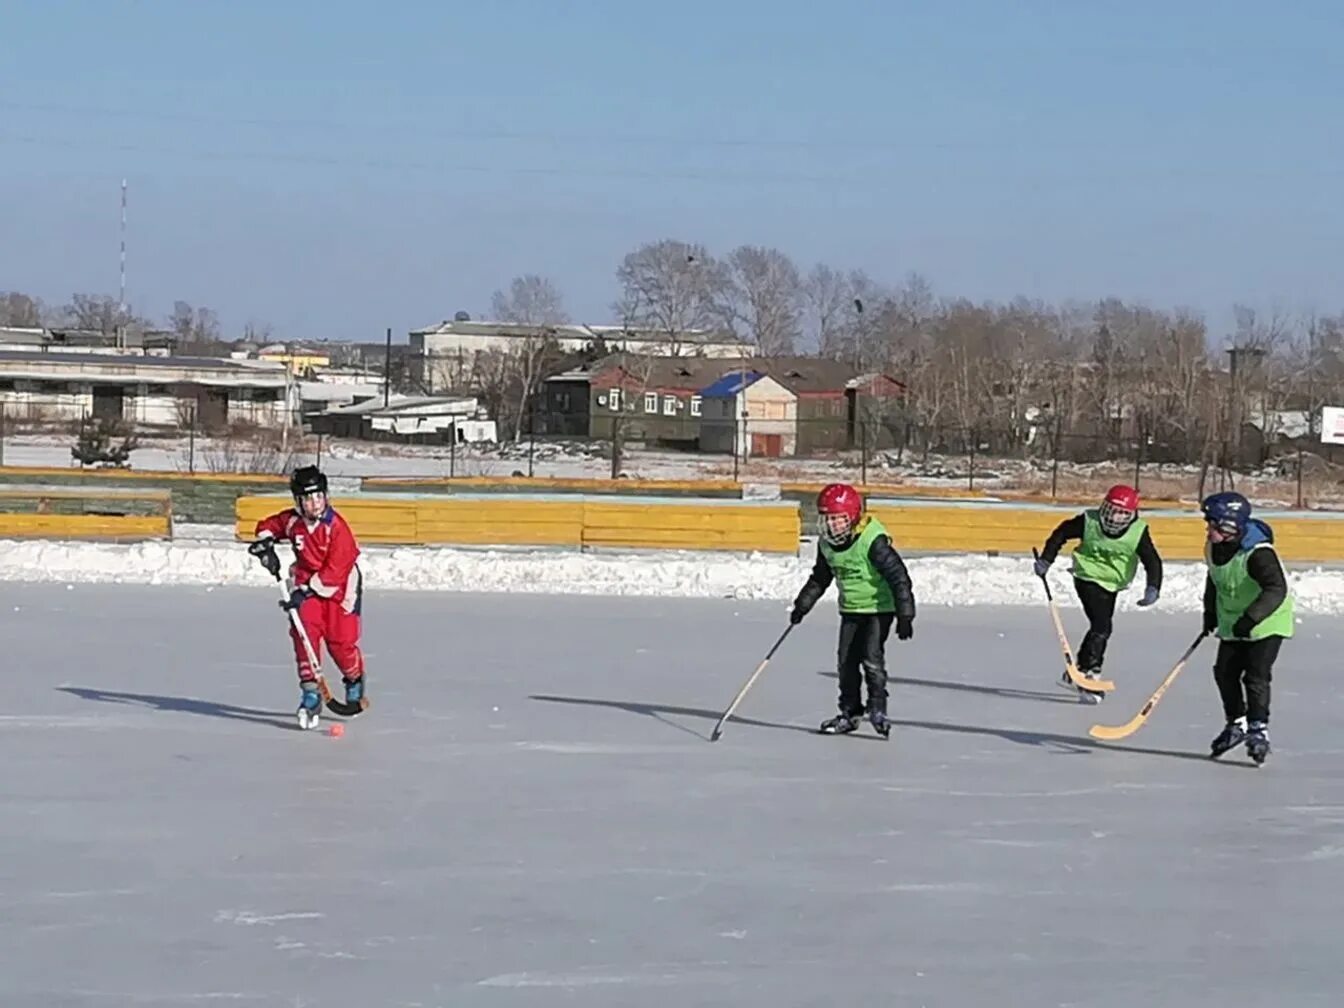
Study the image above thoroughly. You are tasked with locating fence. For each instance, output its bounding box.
[0,397,1335,509]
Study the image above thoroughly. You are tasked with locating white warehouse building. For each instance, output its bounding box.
[0,351,295,428]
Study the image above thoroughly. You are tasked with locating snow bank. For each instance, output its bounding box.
[0,535,1342,615]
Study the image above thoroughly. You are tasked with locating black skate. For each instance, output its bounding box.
[1245,722,1270,765]
[1077,667,1106,705]
[1209,718,1246,758]
[819,713,861,735]
[868,710,891,739]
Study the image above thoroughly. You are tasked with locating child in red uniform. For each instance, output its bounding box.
[248,465,366,728]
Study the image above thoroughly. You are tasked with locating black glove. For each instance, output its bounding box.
[280,586,311,612]
[1202,610,1217,635]
[1231,614,1256,639]
[248,538,281,580]
[789,604,807,625]
[896,615,914,640]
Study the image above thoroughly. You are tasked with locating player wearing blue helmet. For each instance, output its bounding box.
[1200,491,1293,765]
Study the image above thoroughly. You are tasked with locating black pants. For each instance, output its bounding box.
[1074,577,1118,671]
[1213,636,1281,725]
[836,612,895,717]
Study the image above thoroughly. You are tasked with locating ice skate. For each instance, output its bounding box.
[296,681,322,731]
[1209,717,1246,758]
[818,712,861,735]
[342,674,366,714]
[1245,721,1270,765]
[1077,667,1107,705]
[868,709,891,739]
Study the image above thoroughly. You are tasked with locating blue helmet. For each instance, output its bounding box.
[1201,491,1251,537]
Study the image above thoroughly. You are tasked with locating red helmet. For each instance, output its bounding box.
[817,483,863,545]
[1099,484,1139,535]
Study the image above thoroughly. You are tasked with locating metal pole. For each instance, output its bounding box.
[384,327,392,408]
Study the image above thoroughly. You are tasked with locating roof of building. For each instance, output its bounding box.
[549,352,903,395]
[0,349,286,373]
[410,318,748,348]
[320,393,478,417]
[700,370,766,397]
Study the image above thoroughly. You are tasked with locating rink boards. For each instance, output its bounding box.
[232,491,1344,562]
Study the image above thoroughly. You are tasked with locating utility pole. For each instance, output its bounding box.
[384,326,392,408]
[1225,343,1266,483]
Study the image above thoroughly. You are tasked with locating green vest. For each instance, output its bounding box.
[1206,542,1295,640]
[1071,510,1146,591]
[820,516,895,614]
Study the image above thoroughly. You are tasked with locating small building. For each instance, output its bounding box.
[546,353,736,446]
[410,317,756,393]
[308,394,496,444]
[698,371,799,457]
[0,350,292,429]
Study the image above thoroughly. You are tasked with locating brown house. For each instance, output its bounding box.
[544,353,739,446]
[751,357,906,454]
[543,352,906,453]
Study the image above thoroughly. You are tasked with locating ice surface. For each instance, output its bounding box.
[2,585,1342,1006]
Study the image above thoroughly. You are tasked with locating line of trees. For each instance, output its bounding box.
[10,236,1344,471]
[469,239,1344,468]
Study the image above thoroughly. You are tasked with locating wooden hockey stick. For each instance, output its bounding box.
[1031,548,1115,693]
[709,624,793,742]
[1088,630,1208,741]
[272,574,368,717]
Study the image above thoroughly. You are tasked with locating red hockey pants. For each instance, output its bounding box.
[290,595,364,683]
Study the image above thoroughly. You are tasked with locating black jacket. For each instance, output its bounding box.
[1203,538,1289,631]
[793,531,916,621]
[1039,513,1163,592]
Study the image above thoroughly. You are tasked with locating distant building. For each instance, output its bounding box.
[541,352,905,455]
[0,350,293,428]
[409,317,755,392]
[699,371,799,457]
[308,394,495,443]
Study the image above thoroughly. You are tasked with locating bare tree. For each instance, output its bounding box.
[169,301,222,344]
[0,291,47,327]
[484,275,570,439]
[242,320,274,344]
[614,239,733,354]
[722,245,802,355]
[61,293,144,333]
[802,263,850,355]
[490,275,569,325]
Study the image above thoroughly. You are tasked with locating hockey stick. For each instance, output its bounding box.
[1088,630,1208,741]
[709,624,793,742]
[271,573,367,718]
[1031,548,1115,693]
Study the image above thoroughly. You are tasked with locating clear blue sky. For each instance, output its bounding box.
[2,0,1341,343]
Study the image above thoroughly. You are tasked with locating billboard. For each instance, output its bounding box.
[1321,407,1344,445]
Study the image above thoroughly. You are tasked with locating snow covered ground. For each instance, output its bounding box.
[2,526,1344,615]
[3,588,1342,1005]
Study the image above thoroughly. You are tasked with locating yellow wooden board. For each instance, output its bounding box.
[865,502,1344,563]
[0,513,169,540]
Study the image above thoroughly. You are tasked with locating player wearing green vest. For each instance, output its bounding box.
[1033,485,1163,701]
[1200,491,1292,765]
[789,483,916,738]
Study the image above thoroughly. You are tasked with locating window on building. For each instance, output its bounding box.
[608,389,622,411]
[663,395,676,416]
[690,396,701,417]
[644,392,658,413]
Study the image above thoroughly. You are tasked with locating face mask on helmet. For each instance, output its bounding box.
[1098,500,1136,536]
[818,509,856,545]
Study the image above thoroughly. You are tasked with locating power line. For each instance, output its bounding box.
[3,130,1342,190]
[0,98,1027,153]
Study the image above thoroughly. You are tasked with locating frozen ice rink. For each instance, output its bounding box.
[2,583,1341,1007]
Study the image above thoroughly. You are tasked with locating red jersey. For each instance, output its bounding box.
[255,506,362,611]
